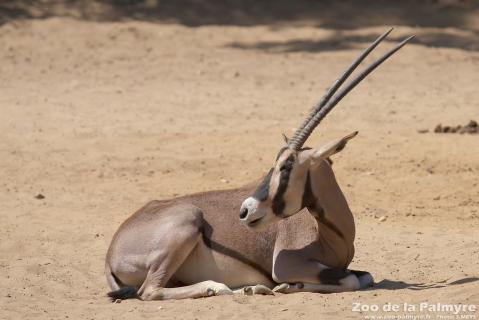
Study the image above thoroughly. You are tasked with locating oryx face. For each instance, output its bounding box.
[239,148,308,228]
[239,131,357,229]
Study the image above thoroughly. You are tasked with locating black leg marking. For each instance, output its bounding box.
[350,270,370,278]
[318,268,350,285]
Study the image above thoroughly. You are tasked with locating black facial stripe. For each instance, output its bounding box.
[251,168,273,201]
[301,171,315,209]
[272,154,295,216]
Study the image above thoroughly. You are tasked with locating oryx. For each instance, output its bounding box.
[105,29,413,300]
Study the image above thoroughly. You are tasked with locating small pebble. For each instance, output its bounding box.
[378,216,387,222]
[35,194,45,199]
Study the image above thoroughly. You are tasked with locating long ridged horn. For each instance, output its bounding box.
[288,31,415,150]
[288,28,393,147]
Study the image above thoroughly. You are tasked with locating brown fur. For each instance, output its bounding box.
[106,135,372,300]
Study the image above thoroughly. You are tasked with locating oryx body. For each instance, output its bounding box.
[105,29,413,300]
[106,157,360,300]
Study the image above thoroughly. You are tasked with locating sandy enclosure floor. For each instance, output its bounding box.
[1,4,479,319]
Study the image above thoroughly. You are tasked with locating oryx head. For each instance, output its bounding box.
[239,29,414,229]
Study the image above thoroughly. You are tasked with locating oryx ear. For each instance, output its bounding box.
[312,131,358,160]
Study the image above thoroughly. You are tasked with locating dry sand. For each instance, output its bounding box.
[1,1,478,319]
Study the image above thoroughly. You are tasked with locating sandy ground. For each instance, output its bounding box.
[1,1,479,319]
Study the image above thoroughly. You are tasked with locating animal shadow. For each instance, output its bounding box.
[369,277,479,291]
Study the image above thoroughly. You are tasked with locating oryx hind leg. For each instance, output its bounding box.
[142,281,233,300]
[138,208,234,300]
[108,205,233,301]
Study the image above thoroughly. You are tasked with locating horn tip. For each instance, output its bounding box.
[404,35,416,43]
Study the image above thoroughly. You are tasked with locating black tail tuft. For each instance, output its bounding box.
[107,287,138,301]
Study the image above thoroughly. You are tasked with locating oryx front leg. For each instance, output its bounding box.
[272,254,365,293]
[273,280,359,294]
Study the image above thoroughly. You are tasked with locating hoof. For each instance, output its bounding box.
[243,285,273,295]
[206,288,215,296]
[205,281,233,296]
[273,283,303,294]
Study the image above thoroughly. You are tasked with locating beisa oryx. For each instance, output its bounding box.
[105,29,413,300]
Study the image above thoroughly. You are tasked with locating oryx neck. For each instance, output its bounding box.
[301,170,315,209]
